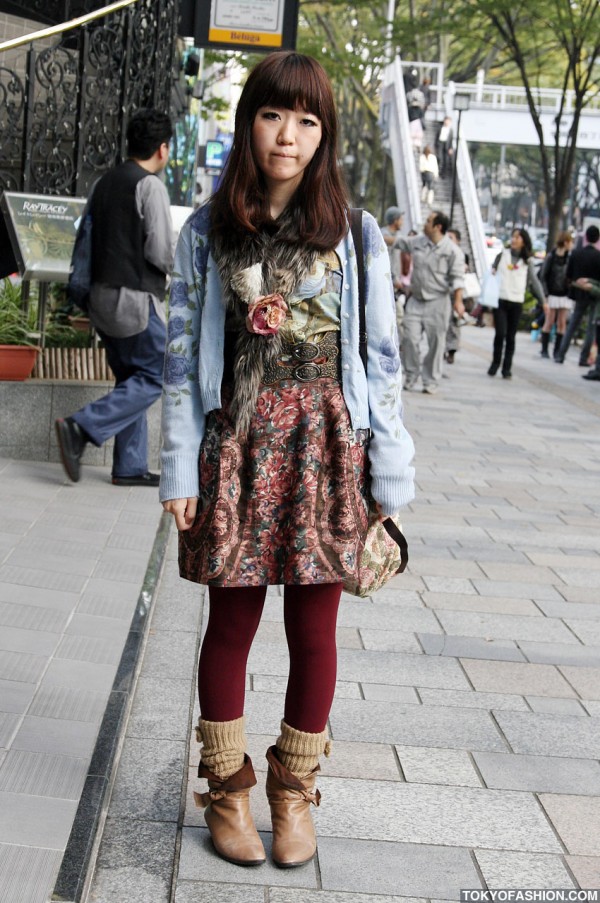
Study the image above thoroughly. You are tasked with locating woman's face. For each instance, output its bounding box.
[511,231,524,252]
[251,106,322,195]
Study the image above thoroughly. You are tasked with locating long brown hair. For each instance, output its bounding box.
[210,52,348,249]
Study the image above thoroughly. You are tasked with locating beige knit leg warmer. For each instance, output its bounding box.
[196,715,246,779]
[275,720,331,778]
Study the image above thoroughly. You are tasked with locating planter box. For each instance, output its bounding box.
[0,345,40,381]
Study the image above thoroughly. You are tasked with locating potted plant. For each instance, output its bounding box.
[0,277,40,380]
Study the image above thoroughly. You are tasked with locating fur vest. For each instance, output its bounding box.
[211,215,319,435]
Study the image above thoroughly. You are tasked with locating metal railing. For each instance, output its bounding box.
[0,0,137,53]
[455,137,488,280]
[381,57,422,232]
[448,80,600,115]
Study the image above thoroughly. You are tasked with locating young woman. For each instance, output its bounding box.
[159,52,415,869]
[419,145,439,207]
[539,231,574,360]
[488,228,546,379]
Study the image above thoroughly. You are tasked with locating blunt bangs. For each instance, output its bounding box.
[239,53,334,127]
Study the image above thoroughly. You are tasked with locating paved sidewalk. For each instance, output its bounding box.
[2,324,600,901]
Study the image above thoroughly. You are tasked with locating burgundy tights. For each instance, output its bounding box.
[198,583,342,733]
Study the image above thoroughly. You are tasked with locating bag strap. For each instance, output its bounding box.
[349,207,367,374]
[383,517,409,572]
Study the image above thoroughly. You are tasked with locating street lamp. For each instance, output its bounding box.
[449,91,471,227]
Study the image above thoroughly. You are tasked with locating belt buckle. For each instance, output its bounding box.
[292,341,319,363]
[294,362,321,381]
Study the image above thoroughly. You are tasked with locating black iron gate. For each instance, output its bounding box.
[0,0,178,197]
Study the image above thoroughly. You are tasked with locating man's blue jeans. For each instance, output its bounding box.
[73,305,166,477]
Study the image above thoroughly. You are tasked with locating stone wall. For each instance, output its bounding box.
[0,379,162,469]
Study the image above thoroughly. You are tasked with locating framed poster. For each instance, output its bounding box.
[0,192,86,282]
[194,0,299,51]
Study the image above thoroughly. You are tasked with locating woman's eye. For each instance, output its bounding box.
[262,111,280,121]
[301,118,318,127]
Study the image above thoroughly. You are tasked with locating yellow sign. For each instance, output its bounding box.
[208,27,282,47]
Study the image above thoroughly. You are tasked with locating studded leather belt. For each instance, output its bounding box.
[262,331,341,385]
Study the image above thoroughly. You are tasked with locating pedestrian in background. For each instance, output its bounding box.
[419,145,439,207]
[396,210,465,394]
[539,230,573,360]
[55,109,174,484]
[160,52,415,870]
[555,224,600,366]
[380,205,407,342]
[435,116,454,177]
[445,228,467,364]
[487,228,546,379]
[575,277,600,381]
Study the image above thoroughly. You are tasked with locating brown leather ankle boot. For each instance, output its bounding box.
[194,754,266,866]
[265,745,321,868]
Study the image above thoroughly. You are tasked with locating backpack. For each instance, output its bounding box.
[546,251,568,296]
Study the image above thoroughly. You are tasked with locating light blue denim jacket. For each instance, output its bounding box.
[159,204,415,515]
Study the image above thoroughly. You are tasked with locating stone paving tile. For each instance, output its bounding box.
[0,650,48,684]
[42,658,117,693]
[359,629,423,654]
[89,817,177,903]
[336,602,440,632]
[565,856,600,888]
[141,630,200,680]
[10,715,99,759]
[0,582,78,612]
[410,558,485,578]
[178,827,318,887]
[29,685,110,722]
[330,699,506,751]
[519,642,600,667]
[452,546,530,563]
[559,666,600,700]
[65,613,131,642]
[418,687,529,712]
[175,882,265,903]
[552,567,600,589]
[127,677,193,742]
[248,643,471,689]
[437,610,578,644]
[0,625,59,657]
[0,713,19,749]
[565,619,600,645]
[0,748,89,799]
[395,744,481,787]
[583,701,600,716]
[527,552,600,570]
[539,794,600,856]
[493,711,600,759]
[470,579,564,601]
[421,576,478,595]
[0,679,36,715]
[317,836,478,899]
[0,565,86,594]
[0,844,63,903]
[475,850,576,889]
[477,562,560,585]
[314,776,561,851]
[269,890,419,903]
[473,750,600,794]
[460,660,577,698]
[535,600,600,621]
[421,592,541,615]
[5,549,97,577]
[559,586,600,604]
[0,599,69,633]
[0,790,77,848]
[252,674,361,700]
[525,696,588,716]
[255,620,363,650]
[108,737,186,822]
[55,634,124,666]
[419,633,526,662]
[361,683,420,703]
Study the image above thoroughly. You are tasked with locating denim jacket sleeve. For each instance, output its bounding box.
[159,215,207,502]
[360,212,416,514]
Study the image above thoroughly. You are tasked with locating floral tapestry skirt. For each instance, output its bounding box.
[179,378,371,586]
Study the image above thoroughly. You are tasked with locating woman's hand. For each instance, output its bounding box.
[162,497,198,531]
